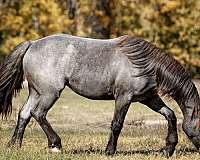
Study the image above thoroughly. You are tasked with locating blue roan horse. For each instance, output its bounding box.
[0,34,200,157]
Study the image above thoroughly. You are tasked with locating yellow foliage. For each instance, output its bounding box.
[3,37,26,55]
[0,0,73,55]
[161,1,179,13]
[0,0,199,76]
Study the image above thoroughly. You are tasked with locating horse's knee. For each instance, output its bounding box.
[160,107,176,122]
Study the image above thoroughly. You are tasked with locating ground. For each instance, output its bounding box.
[0,81,200,160]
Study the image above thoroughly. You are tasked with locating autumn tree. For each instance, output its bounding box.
[90,0,113,39]
[112,0,200,77]
[0,0,73,55]
[0,0,199,77]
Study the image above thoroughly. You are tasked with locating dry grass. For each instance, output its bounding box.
[0,81,200,160]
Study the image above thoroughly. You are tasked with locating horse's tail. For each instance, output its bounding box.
[0,41,32,118]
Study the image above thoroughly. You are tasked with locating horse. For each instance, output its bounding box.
[0,34,199,157]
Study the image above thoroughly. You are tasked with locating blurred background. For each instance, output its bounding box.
[0,0,199,78]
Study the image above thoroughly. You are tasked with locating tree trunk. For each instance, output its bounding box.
[90,0,113,39]
[68,0,77,19]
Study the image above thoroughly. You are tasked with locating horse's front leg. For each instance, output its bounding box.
[181,103,200,150]
[141,95,178,157]
[31,93,62,152]
[105,92,132,155]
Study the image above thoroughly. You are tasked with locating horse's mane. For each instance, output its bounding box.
[117,35,200,117]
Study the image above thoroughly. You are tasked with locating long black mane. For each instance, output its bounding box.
[117,35,200,115]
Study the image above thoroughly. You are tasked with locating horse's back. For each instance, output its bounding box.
[22,34,121,95]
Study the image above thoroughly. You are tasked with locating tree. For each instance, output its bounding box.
[0,0,199,77]
[90,0,113,39]
[0,0,73,55]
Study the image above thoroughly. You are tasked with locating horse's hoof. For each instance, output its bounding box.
[160,146,175,158]
[49,147,62,153]
[105,148,115,156]
[105,151,115,156]
[160,148,170,158]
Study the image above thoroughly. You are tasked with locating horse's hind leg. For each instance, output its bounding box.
[8,87,39,147]
[30,90,63,152]
[141,95,178,157]
[105,92,132,155]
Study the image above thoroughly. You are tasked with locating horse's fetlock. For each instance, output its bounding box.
[49,136,62,149]
[160,144,176,158]
[111,122,122,132]
[166,135,178,146]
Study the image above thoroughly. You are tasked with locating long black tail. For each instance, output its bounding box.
[0,41,31,118]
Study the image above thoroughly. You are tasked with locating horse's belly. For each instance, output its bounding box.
[68,77,114,100]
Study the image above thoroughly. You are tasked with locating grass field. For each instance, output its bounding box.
[0,82,200,160]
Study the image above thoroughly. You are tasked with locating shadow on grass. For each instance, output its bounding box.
[176,148,198,155]
[64,147,199,156]
[64,148,160,156]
